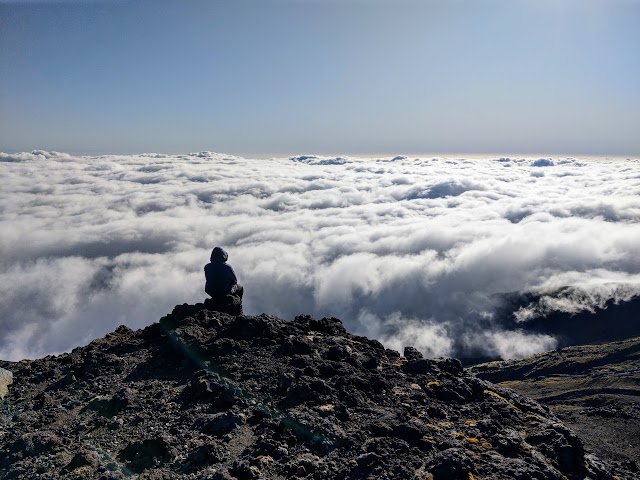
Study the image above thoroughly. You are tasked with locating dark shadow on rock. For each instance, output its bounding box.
[117,437,175,474]
[204,294,243,316]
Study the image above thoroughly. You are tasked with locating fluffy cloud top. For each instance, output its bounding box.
[1,151,639,361]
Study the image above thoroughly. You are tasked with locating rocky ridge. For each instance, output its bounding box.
[495,288,640,348]
[470,336,640,475]
[0,300,626,479]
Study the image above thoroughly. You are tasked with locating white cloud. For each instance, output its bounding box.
[358,311,454,358]
[1,151,639,360]
[463,330,559,360]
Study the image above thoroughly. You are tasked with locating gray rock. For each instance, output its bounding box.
[0,367,13,399]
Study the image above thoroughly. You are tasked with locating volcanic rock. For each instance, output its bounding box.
[0,303,628,479]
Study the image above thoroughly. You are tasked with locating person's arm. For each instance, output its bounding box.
[226,265,238,286]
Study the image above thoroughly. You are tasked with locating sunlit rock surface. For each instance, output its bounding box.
[0,367,12,399]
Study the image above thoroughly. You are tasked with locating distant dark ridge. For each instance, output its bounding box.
[495,285,640,347]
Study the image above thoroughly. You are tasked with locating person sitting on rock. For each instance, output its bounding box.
[204,247,243,300]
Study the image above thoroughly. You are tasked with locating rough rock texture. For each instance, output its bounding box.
[470,336,640,477]
[0,303,627,479]
[204,294,243,317]
[0,367,12,399]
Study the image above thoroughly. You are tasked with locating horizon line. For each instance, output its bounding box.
[2,147,639,160]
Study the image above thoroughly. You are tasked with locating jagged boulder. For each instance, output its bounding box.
[0,304,627,479]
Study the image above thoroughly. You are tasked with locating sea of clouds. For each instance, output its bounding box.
[1,150,640,361]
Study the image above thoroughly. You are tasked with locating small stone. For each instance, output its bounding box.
[318,404,335,416]
[356,452,381,467]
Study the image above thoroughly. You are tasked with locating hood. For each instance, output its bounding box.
[210,247,228,263]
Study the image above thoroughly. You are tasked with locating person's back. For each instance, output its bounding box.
[204,247,243,298]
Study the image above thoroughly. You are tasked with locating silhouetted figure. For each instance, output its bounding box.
[203,247,244,316]
[205,247,243,299]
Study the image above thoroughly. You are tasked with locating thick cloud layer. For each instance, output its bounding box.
[1,151,639,361]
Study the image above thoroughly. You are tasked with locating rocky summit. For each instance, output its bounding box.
[0,301,626,479]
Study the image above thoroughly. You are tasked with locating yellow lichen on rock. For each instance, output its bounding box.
[483,389,519,410]
[68,466,93,480]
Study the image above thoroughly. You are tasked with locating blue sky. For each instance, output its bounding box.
[1,0,639,155]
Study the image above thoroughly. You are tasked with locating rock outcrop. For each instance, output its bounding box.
[0,303,626,479]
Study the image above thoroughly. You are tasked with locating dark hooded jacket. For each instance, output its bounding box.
[204,247,238,296]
